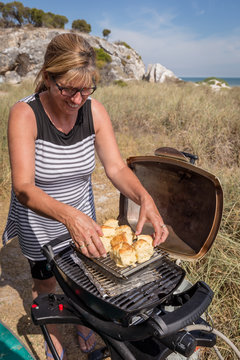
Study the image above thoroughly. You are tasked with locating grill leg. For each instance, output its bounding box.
[101,335,136,360]
[40,325,61,360]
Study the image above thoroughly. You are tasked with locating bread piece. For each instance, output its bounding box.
[115,225,132,236]
[110,242,137,267]
[104,218,119,228]
[136,234,153,246]
[101,225,116,237]
[133,239,154,264]
[100,236,112,253]
[115,225,133,244]
[110,233,132,247]
[99,225,116,253]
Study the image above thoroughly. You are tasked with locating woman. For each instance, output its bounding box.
[3,33,168,359]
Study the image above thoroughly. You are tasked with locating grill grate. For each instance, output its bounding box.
[71,251,162,297]
[73,245,167,279]
[55,246,185,316]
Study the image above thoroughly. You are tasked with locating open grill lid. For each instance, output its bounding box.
[118,147,223,261]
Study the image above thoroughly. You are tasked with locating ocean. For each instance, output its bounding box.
[181,77,240,87]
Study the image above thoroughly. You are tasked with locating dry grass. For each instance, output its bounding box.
[1,80,240,359]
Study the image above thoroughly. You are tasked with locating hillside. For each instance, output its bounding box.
[0,27,146,84]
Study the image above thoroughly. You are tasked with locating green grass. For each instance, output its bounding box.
[1,79,240,359]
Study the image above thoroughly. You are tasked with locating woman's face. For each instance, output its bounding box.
[47,75,95,114]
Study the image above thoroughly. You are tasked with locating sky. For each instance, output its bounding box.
[2,0,240,77]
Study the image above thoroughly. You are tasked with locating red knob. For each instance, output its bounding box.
[59,304,63,311]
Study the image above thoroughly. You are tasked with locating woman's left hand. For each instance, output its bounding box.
[135,195,169,246]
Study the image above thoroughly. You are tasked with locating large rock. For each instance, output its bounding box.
[0,27,145,84]
[4,70,21,84]
[0,27,181,85]
[144,63,179,83]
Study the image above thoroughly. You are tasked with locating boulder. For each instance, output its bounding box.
[4,70,21,84]
[144,63,179,83]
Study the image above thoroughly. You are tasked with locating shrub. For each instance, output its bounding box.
[113,80,127,87]
[114,41,131,49]
[72,19,91,33]
[94,47,112,69]
[197,77,229,87]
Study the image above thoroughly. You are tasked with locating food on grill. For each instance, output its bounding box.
[100,219,154,267]
[101,225,116,237]
[136,234,153,246]
[100,225,117,253]
[110,233,133,247]
[115,225,133,236]
[133,239,154,264]
[100,236,112,253]
[110,242,137,267]
[115,225,134,244]
[104,218,119,228]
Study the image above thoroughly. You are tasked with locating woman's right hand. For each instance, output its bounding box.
[65,208,106,258]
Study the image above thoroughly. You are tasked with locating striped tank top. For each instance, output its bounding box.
[2,93,96,260]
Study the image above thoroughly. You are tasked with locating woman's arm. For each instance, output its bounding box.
[8,102,105,258]
[92,99,169,245]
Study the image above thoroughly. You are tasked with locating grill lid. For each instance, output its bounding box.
[119,147,223,261]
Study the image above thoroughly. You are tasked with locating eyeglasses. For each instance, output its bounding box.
[52,78,96,97]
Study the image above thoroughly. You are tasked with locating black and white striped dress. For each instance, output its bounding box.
[2,93,96,260]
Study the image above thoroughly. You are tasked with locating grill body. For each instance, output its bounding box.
[52,246,185,324]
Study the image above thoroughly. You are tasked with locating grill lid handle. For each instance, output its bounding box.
[154,147,198,164]
[41,233,72,262]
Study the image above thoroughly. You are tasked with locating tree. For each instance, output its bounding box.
[52,14,68,29]
[28,7,44,27]
[102,29,111,40]
[1,1,28,26]
[0,1,68,28]
[72,19,91,33]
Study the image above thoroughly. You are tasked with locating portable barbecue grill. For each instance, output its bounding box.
[31,147,223,360]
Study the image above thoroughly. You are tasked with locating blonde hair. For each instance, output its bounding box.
[35,33,99,93]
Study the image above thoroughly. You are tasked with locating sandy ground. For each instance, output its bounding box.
[0,175,119,360]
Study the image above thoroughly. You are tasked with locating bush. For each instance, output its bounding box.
[94,48,112,69]
[72,19,91,33]
[114,41,132,49]
[197,77,229,87]
[113,80,127,87]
